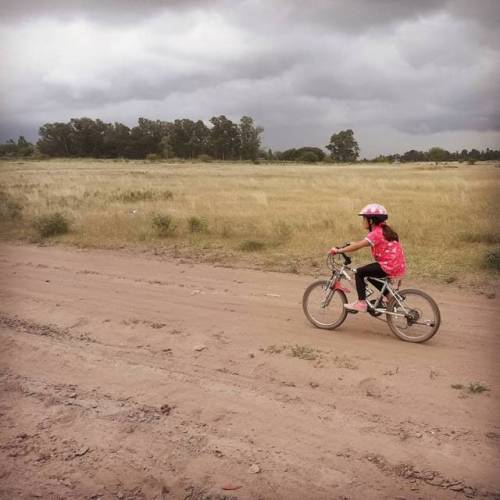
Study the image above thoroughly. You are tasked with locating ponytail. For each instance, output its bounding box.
[381,223,399,242]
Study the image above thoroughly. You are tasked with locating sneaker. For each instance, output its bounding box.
[344,300,368,312]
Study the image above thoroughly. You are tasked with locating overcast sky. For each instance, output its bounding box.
[1,0,499,156]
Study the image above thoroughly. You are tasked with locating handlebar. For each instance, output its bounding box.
[336,242,352,265]
[327,242,352,269]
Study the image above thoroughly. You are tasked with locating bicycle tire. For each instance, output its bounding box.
[303,280,348,330]
[386,288,441,343]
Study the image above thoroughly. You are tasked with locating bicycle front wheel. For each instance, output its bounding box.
[302,280,348,330]
[387,288,441,343]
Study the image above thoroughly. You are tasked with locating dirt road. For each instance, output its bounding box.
[0,244,499,500]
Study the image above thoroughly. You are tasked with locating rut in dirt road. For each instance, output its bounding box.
[0,244,499,499]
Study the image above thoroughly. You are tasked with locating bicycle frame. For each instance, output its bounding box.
[329,257,414,320]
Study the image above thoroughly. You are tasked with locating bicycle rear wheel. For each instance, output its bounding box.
[386,288,441,343]
[303,280,348,330]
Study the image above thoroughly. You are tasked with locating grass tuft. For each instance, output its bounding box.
[33,212,69,238]
[288,344,318,360]
[467,381,489,394]
[152,213,176,237]
[482,249,500,271]
[188,216,209,233]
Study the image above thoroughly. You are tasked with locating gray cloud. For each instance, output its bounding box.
[1,0,499,155]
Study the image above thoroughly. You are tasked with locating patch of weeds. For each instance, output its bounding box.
[482,249,500,271]
[289,344,318,361]
[145,153,162,162]
[159,190,174,200]
[33,212,69,238]
[451,383,464,390]
[152,213,176,237]
[239,239,266,252]
[113,189,173,203]
[467,381,489,394]
[116,190,154,202]
[188,216,208,233]
[333,355,358,370]
[0,191,23,219]
[264,344,286,354]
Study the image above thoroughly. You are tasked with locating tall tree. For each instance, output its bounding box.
[38,122,74,156]
[126,118,171,158]
[102,122,131,158]
[326,129,360,162]
[209,115,240,160]
[427,147,450,163]
[69,117,107,157]
[188,120,210,158]
[238,116,263,160]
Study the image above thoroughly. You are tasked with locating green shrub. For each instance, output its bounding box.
[188,216,208,233]
[297,151,319,163]
[239,239,266,252]
[33,212,69,237]
[152,213,176,237]
[198,154,213,163]
[483,249,500,271]
[0,191,23,219]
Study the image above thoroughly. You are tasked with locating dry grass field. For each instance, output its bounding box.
[1,158,499,286]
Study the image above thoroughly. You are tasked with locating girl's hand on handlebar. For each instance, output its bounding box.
[329,247,340,255]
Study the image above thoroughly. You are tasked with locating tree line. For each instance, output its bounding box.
[369,146,500,163]
[0,115,263,161]
[1,121,499,162]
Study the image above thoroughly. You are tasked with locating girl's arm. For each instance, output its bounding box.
[333,239,370,254]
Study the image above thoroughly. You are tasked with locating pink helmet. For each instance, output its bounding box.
[358,203,388,216]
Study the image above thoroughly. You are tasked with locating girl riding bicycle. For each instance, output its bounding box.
[330,204,406,313]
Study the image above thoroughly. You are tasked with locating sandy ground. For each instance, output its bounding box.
[0,244,499,500]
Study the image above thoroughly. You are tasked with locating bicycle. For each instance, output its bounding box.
[302,250,441,343]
